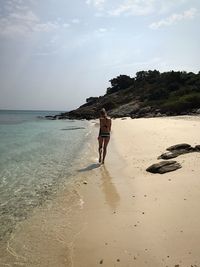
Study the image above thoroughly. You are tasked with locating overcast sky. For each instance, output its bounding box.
[0,0,199,110]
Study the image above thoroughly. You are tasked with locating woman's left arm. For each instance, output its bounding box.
[98,118,101,138]
[108,118,112,132]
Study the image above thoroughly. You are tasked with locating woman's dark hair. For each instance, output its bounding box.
[100,108,107,117]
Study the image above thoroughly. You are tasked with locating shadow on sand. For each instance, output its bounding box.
[78,163,101,172]
[77,163,120,211]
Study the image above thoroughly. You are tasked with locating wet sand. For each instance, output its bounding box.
[0,116,200,267]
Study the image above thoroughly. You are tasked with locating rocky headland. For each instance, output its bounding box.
[46,70,200,120]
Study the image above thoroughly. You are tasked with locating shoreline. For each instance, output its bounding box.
[0,118,92,244]
[45,112,200,121]
[0,116,200,266]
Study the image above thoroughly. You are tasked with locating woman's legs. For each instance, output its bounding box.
[98,137,103,163]
[102,137,110,164]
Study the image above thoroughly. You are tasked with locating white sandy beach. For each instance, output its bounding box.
[0,116,200,267]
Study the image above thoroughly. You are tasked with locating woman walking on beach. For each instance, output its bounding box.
[98,108,111,164]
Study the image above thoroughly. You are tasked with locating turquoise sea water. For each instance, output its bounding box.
[0,110,90,240]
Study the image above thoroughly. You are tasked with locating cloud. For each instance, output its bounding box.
[0,10,61,38]
[98,28,107,32]
[33,21,60,32]
[0,8,73,38]
[93,27,108,37]
[108,0,155,16]
[88,0,194,18]
[3,0,33,13]
[157,0,190,14]
[63,23,70,28]
[149,8,197,29]
[86,0,106,9]
[71,18,80,24]
[9,10,39,23]
[0,0,74,38]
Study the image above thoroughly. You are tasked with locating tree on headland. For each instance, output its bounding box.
[135,70,160,83]
[106,75,134,94]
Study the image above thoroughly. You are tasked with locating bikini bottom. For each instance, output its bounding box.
[99,132,110,138]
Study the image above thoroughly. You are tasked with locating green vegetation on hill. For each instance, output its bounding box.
[105,70,200,114]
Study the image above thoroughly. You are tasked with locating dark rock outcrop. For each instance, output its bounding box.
[195,145,200,151]
[148,143,200,174]
[158,143,199,160]
[167,143,192,151]
[146,160,182,174]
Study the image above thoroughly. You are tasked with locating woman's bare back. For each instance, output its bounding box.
[100,117,111,133]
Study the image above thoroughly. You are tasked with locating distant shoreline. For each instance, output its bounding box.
[45,110,200,120]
